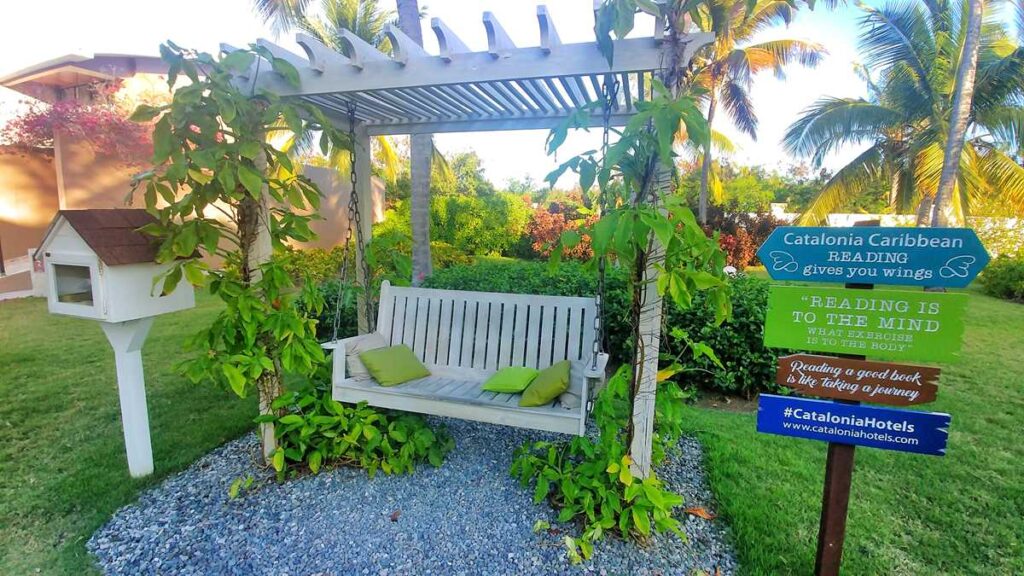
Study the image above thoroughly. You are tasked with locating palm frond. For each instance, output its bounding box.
[719,80,758,139]
[738,39,827,80]
[797,145,885,225]
[975,105,1024,151]
[859,3,934,101]
[252,0,312,35]
[973,143,1024,215]
[784,97,904,161]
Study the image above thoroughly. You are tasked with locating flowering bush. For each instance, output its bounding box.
[1,83,152,166]
[526,206,596,260]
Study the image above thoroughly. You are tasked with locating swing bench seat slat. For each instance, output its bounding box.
[328,281,609,436]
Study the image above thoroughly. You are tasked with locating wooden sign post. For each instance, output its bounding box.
[756,224,977,576]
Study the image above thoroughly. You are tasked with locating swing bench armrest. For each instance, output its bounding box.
[322,334,374,381]
[584,352,610,380]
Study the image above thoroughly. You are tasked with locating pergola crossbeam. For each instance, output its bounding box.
[240,9,713,135]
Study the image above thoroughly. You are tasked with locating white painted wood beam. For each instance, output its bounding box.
[339,29,391,70]
[384,24,430,65]
[361,110,638,135]
[296,33,345,73]
[257,36,675,96]
[483,11,516,58]
[637,0,667,42]
[431,17,472,62]
[256,38,311,71]
[537,5,562,53]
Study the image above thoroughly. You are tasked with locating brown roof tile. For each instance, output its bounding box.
[59,209,160,266]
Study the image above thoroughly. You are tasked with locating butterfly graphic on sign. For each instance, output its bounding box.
[939,255,976,279]
[768,251,799,273]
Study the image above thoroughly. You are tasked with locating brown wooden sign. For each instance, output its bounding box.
[776,354,940,406]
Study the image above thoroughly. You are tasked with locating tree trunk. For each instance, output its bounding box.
[916,194,934,227]
[397,0,433,285]
[239,190,281,463]
[698,86,717,225]
[932,0,984,227]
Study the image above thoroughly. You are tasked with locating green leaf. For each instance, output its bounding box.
[271,58,301,87]
[271,448,285,472]
[152,118,173,164]
[222,364,247,397]
[579,159,596,193]
[221,50,255,72]
[130,104,163,122]
[240,141,262,160]
[632,507,652,536]
[237,164,264,196]
[279,414,303,425]
[308,450,323,474]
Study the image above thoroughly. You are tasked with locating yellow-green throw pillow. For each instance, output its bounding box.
[519,360,571,407]
[482,367,540,394]
[359,345,430,386]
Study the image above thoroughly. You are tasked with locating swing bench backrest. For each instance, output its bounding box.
[331,281,607,436]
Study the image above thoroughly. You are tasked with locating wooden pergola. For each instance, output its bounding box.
[237,5,713,476]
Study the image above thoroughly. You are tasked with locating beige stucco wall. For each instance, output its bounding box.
[0,146,59,258]
[54,131,145,210]
[295,165,386,250]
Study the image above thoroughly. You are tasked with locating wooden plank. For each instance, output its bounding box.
[387,295,407,345]
[497,302,517,368]
[538,305,556,367]
[435,299,454,366]
[566,306,583,362]
[423,298,442,366]
[524,304,544,368]
[472,300,491,370]
[401,296,418,348]
[460,300,478,368]
[447,299,466,366]
[542,77,571,110]
[776,354,940,406]
[485,302,503,370]
[511,302,528,367]
[552,305,570,362]
[412,296,430,361]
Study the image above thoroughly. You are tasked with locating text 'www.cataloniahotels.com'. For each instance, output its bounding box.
[780,407,920,446]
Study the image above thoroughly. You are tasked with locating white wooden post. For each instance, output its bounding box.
[629,240,663,478]
[354,125,374,334]
[100,317,155,478]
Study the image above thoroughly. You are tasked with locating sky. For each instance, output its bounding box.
[0,0,873,187]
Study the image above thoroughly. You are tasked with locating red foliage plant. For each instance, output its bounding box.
[1,99,152,166]
[527,206,596,260]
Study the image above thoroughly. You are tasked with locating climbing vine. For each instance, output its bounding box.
[131,42,348,461]
[511,0,732,561]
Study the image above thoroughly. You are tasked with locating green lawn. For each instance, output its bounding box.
[0,294,255,575]
[682,287,1024,575]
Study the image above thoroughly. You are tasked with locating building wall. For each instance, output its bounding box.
[0,146,59,258]
[295,165,386,250]
[55,132,145,211]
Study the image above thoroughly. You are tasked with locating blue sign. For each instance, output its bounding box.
[756,227,990,288]
[757,394,951,456]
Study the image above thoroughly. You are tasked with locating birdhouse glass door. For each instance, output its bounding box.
[53,264,94,305]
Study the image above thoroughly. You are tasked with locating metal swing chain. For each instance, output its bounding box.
[346,101,376,332]
[591,75,619,372]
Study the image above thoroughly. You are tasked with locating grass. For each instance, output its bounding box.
[0,294,255,575]
[680,283,1024,574]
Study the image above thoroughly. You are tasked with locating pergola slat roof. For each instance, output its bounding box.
[240,5,713,136]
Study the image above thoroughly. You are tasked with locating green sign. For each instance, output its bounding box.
[764,286,968,363]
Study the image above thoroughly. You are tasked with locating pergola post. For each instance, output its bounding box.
[353,124,374,334]
[410,133,433,285]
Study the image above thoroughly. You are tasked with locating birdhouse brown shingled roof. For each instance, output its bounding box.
[49,209,161,266]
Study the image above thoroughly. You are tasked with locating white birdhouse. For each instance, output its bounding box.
[36,209,196,478]
[36,209,194,321]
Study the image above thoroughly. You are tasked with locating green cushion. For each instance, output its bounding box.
[482,367,540,394]
[519,360,571,407]
[359,345,430,387]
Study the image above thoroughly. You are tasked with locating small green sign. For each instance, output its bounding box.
[764,286,968,363]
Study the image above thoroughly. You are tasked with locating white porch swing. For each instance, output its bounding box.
[244,5,712,436]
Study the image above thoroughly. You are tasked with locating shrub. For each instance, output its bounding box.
[260,365,454,479]
[279,246,346,284]
[702,206,783,268]
[527,207,596,260]
[663,275,784,398]
[979,255,1024,302]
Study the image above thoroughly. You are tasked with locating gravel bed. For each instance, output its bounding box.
[89,419,736,575]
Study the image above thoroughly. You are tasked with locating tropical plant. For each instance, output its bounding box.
[685,0,827,222]
[784,0,1024,225]
[130,42,347,461]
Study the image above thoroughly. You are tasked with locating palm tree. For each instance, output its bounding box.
[395,0,434,285]
[784,0,1024,225]
[932,0,984,226]
[687,0,827,223]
